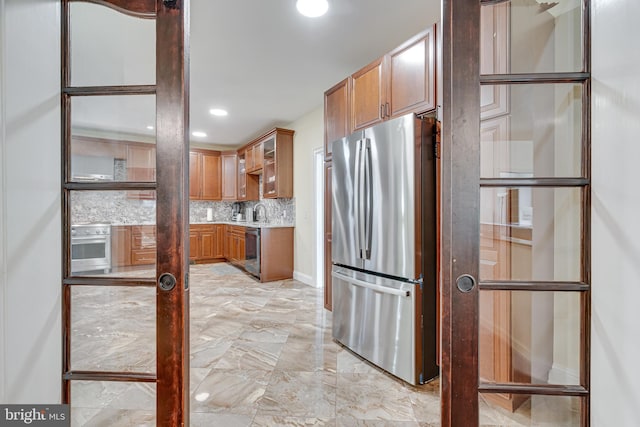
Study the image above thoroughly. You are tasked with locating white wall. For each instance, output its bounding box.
[288,107,324,286]
[0,0,61,403]
[591,1,640,425]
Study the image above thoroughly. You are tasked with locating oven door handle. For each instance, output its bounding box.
[71,236,109,242]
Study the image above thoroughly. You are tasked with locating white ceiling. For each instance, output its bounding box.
[70,0,441,147]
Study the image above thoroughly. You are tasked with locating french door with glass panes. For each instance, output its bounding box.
[61,1,190,425]
[442,1,591,426]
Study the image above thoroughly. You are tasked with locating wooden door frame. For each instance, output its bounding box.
[60,1,190,425]
[439,0,481,425]
[155,0,190,424]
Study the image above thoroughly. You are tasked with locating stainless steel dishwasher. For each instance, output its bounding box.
[245,227,260,278]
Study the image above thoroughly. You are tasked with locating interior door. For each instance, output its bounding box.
[61,1,189,425]
[442,1,591,426]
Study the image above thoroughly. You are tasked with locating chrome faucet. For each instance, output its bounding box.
[254,202,267,223]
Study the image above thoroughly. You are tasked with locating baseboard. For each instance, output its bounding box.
[293,271,316,287]
[548,363,580,385]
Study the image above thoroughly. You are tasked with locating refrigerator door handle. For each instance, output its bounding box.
[364,138,373,259]
[355,138,367,259]
[332,271,411,297]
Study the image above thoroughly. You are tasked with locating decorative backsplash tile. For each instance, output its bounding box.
[70,191,156,225]
[71,191,295,226]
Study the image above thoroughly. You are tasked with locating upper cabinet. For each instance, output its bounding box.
[324,78,350,160]
[189,149,221,201]
[260,128,294,199]
[221,151,238,200]
[246,141,264,174]
[237,148,259,201]
[351,57,386,131]
[351,25,436,132]
[126,143,156,199]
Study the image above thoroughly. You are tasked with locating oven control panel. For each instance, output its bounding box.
[71,224,112,236]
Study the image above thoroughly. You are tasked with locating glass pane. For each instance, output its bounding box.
[71,287,155,372]
[71,381,155,426]
[70,2,155,86]
[481,1,583,75]
[480,84,583,178]
[70,95,156,182]
[70,191,156,277]
[480,291,582,387]
[480,393,581,426]
[480,187,581,282]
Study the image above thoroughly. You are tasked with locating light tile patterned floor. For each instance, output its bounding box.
[70,263,578,426]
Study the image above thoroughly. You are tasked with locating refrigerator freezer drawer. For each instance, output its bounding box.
[331,267,419,385]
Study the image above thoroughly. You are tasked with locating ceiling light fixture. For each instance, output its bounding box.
[146,125,154,130]
[192,131,207,138]
[209,108,228,116]
[296,0,328,18]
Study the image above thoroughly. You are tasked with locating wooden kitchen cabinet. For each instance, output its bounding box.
[480,2,509,120]
[236,149,259,201]
[126,143,156,199]
[351,25,436,132]
[111,225,131,268]
[130,225,156,266]
[324,77,350,160]
[189,149,222,201]
[224,224,246,266]
[260,128,294,199]
[221,151,238,200]
[260,227,294,282]
[190,224,224,263]
[246,141,263,174]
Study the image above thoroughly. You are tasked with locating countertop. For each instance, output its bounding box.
[188,220,295,229]
[109,221,294,229]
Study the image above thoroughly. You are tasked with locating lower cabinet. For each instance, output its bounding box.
[130,225,157,266]
[224,225,246,266]
[189,224,224,263]
[111,225,132,267]
[112,224,225,269]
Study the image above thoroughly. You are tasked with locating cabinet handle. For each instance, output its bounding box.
[385,102,390,118]
[380,104,384,119]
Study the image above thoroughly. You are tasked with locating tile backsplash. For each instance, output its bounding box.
[71,191,295,225]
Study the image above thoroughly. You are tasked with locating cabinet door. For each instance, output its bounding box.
[200,230,215,259]
[189,151,201,199]
[237,151,247,200]
[111,225,131,267]
[223,227,232,260]
[201,152,221,200]
[238,234,246,261]
[246,145,255,172]
[189,231,200,261]
[127,144,156,199]
[214,225,224,258]
[221,152,237,200]
[351,57,385,131]
[480,3,509,120]
[387,26,436,118]
[324,78,350,160]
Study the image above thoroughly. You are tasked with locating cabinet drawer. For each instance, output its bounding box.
[131,249,156,265]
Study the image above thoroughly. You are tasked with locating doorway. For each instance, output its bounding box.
[314,147,325,289]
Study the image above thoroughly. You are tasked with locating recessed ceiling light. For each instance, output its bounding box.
[209,108,228,116]
[146,125,154,130]
[296,0,328,18]
[192,131,207,138]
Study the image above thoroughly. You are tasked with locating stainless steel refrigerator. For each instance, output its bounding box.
[331,112,438,385]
